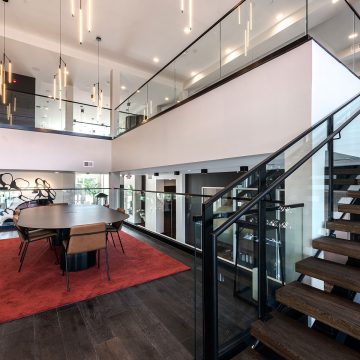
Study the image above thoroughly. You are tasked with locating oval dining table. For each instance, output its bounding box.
[17,204,129,272]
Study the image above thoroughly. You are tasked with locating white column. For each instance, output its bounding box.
[110,69,121,138]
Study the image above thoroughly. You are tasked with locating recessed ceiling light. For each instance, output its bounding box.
[136,90,140,93]
[164,97,169,101]
[349,32,358,39]
[225,48,233,55]
[276,13,284,21]
[121,85,126,90]
[153,57,159,63]
[184,27,191,34]
[332,0,339,3]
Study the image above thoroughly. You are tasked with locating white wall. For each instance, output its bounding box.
[112,41,313,172]
[0,128,112,173]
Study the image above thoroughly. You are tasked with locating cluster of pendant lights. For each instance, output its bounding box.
[1,0,15,124]
[238,1,253,56]
[53,0,95,111]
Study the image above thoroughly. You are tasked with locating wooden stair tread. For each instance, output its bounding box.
[338,204,360,214]
[333,168,360,175]
[326,219,360,234]
[234,348,267,360]
[276,282,360,340]
[295,257,360,292]
[251,312,359,360]
[347,191,360,198]
[332,178,360,185]
[312,236,360,259]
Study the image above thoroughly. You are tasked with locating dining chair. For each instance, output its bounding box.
[62,223,109,291]
[15,224,58,272]
[106,208,126,253]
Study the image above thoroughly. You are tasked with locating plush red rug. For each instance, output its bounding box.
[0,232,189,323]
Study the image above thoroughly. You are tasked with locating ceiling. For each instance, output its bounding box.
[0,0,239,103]
[0,0,357,109]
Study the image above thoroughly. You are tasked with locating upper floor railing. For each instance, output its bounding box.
[115,0,360,138]
[0,89,111,139]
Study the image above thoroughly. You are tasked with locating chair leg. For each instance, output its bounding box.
[117,232,125,254]
[65,253,70,292]
[18,242,29,272]
[50,239,60,265]
[97,249,100,269]
[18,241,24,256]
[110,232,116,248]
[105,246,110,281]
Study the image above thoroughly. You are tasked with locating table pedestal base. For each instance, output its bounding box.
[60,251,97,272]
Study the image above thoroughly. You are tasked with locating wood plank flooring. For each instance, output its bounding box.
[0,227,257,359]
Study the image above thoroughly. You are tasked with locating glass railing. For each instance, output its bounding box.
[115,188,208,250]
[201,92,360,357]
[308,0,360,74]
[0,90,111,137]
[115,0,360,137]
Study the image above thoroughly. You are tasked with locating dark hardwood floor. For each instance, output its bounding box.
[0,227,257,359]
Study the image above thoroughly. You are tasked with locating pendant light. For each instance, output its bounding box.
[71,0,92,45]
[53,0,68,110]
[1,0,15,122]
[181,0,193,33]
[91,36,103,117]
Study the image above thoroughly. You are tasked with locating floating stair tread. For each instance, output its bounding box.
[312,236,360,259]
[332,178,360,185]
[333,168,360,175]
[326,219,360,234]
[347,191,360,198]
[251,312,360,360]
[338,204,360,215]
[295,257,360,293]
[276,282,360,340]
[234,348,267,360]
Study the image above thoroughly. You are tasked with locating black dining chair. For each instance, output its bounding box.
[15,223,58,272]
[106,208,125,253]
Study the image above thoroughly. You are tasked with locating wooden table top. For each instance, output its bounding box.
[17,204,129,229]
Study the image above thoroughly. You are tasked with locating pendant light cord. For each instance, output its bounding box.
[59,0,62,63]
[97,37,100,104]
[3,1,5,57]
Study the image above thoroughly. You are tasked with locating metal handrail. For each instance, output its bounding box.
[204,92,360,208]
[212,108,360,238]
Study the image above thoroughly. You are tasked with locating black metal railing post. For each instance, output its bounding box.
[257,166,267,319]
[202,203,218,360]
[327,115,334,221]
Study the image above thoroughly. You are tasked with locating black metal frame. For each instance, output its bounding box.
[202,100,360,358]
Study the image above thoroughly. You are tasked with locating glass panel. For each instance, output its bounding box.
[308,0,356,71]
[2,90,110,136]
[333,111,360,222]
[217,221,258,348]
[220,0,306,79]
[174,23,221,101]
[148,64,176,118]
[117,84,148,134]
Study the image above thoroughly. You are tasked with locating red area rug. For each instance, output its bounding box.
[0,232,189,323]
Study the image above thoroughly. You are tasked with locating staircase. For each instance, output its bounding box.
[237,169,360,359]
